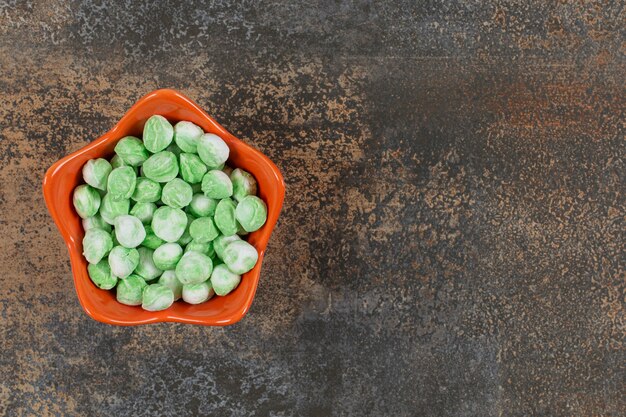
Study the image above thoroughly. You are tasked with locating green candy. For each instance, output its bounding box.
[141,225,165,249]
[187,194,217,217]
[116,274,147,306]
[73,184,101,219]
[174,121,203,153]
[114,215,146,248]
[182,282,214,304]
[214,198,238,236]
[230,168,257,202]
[82,158,112,191]
[87,260,118,290]
[222,240,258,274]
[179,153,208,184]
[152,206,187,242]
[184,240,214,257]
[82,214,112,233]
[235,195,267,232]
[142,151,179,183]
[142,283,174,311]
[99,194,130,225]
[197,133,230,168]
[131,177,161,203]
[106,166,137,201]
[175,251,213,285]
[143,115,174,153]
[213,234,241,260]
[108,246,139,278]
[161,178,193,209]
[82,228,113,264]
[201,170,233,199]
[130,202,157,224]
[114,136,149,166]
[158,270,183,300]
[134,247,163,281]
[210,264,241,296]
[189,217,219,243]
[153,243,183,270]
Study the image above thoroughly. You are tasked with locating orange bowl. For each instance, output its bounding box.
[43,89,285,326]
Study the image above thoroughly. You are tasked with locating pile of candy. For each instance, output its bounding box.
[73,116,267,311]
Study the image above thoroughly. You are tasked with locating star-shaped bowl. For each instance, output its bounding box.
[43,89,285,326]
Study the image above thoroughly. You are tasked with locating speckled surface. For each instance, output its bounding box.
[0,1,624,416]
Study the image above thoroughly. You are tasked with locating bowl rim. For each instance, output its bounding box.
[42,88,285,326]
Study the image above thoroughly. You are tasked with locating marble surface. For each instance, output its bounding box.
[0,1,624,416]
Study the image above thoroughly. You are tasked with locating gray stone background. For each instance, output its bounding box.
[0,1,624,416]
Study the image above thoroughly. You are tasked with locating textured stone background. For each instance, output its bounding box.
[0,1,624,416]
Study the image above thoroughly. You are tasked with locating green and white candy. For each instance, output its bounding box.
[142,283,174,311]
[175,251,213,285]
[153,242,183,270]
[108,246,139,279]
[107,166,137,201]
[210,264,241,296]
[130,202,157,224]
[201,170,233,199]
[214,198,238,236]
[82,158,112,191]
[114,136,149,166]
[134,247,163,281]
[187,194,217,218]
[152,206,187,242]
[161,178,193,209]
[87,260,118,290]
[230,168,257,202]
[235,195,267,232]
[77,116,270,310]
[189,217,219,243]
[179,153,208,184]
[221,240,258,274]
[158,270,183,300]
[73,184,101,219]
[132,177,161,203]
[99,193,130,225]
[113,215,146,248]
[174,121,203,153]
[116,274,147,306]
[197,133,229,168]
[82,228,113,264]
[142,151,179,183]
[143,115,174,153]
[182,282,214,304]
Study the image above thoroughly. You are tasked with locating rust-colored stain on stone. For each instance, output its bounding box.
[0,1,624,416]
